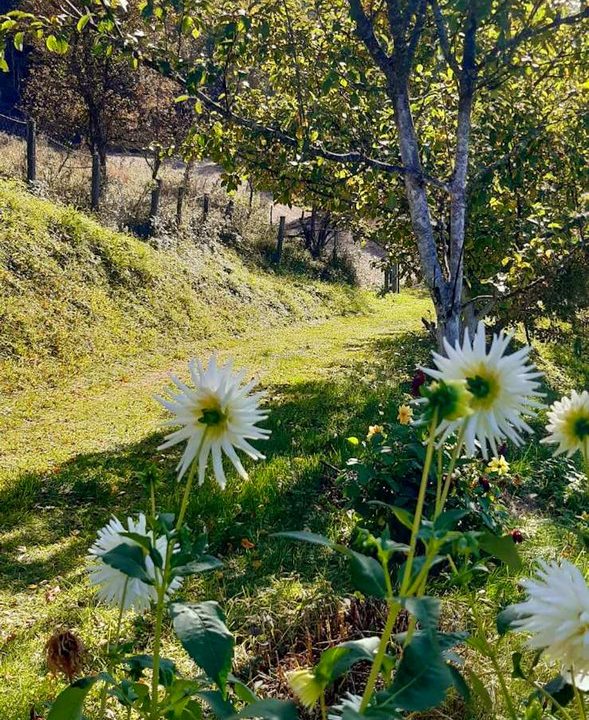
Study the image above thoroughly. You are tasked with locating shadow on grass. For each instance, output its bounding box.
[0,330,429,599]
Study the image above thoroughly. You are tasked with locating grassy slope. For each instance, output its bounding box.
[0,291,433,719]
[0,182,587,719]
[0,179,434,717]
[0,178,365,397]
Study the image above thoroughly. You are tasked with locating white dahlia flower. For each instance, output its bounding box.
[542,390,589,462]
[511,560,589,679]
[88,514,181,612]
[156,355,270,488]
[424,321,543,457]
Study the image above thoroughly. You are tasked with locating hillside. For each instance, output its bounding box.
[0,180,367,394]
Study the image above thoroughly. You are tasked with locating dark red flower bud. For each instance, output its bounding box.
[511,529,524,544]
[411,369,427,398]
[478,476,491,492]
[497,443,508,457]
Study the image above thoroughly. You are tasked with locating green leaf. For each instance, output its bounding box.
[47,677,100,720]
[466,670,492,712]
[172,555,223,578]
[13,32,24,51]
[236,699,299,720]
[272,531,335,549]
[229,675,258,705]
[126,654,177,687]
[387,632,453,711]
[170,602,234,697]
[478,533,522,570]
[76,14,91,32]
[497,605,524,635]
[314,637,380,686]
[402,596,441,633]
[347,551,387,598]
[540,675,574,709]
[101,543,152,584]
[390,506,414,531]
[197,690,235,719]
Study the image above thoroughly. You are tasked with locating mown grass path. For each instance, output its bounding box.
[0,292,432,718]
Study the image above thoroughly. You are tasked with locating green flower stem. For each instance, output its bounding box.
[152,437,207,720]
[400,411,438,597]
[358,599,401,713]
[532,683,574,720]
[572,672,587,720]
[471,600,518,720]
[150,562,169,720]
[358,416,438,712]
[320,691,327,720]
[406,540,441,597]
[435,423,466,519]
[435,447,443,512]
[99,579,128,720]
[176,431,208,532]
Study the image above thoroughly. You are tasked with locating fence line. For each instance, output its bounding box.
[0,111,394,288]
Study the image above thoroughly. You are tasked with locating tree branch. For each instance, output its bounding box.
[429,0,460,76]
[347,0,392,77]
[480,6,589,68]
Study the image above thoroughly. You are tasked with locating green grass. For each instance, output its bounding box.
[1,182,588,720]
[0,293,434,718]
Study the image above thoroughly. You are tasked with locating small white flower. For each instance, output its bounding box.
[88,514,181,612]
[424,321,543,457]
[156,355,270,488]
[542,390,589,462]
[511,560,589,678]
[328,693,363,720]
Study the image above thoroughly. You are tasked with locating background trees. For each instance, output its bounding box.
[1,0,587,342]
[20,1,192,179]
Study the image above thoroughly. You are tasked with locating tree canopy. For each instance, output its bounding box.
[1,0,587,341]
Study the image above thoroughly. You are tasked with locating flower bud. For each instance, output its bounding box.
[287,668,324,708]
[422,380,473,423]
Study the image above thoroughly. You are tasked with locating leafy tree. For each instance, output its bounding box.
[1,0,587,342]
[19,1,192,177]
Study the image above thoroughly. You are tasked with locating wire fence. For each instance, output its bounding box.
[0,111,242,230]
[0,111,392,286]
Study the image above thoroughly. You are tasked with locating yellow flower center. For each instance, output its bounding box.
[573,416,589,441]
[196,393,227,436]
[465,366,500,410]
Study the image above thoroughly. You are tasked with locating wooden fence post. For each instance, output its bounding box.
[176,185,185,227]
[26,119,36,184]
[273,216,286,265]
[91,153,101,210]
[203,192,210,219]
[149,178,162,230]
[391,263,400,293]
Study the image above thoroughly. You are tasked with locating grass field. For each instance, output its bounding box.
[0,183,587,720]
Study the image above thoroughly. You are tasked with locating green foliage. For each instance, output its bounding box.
[47,677,101,720]
[170,601,235,696]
